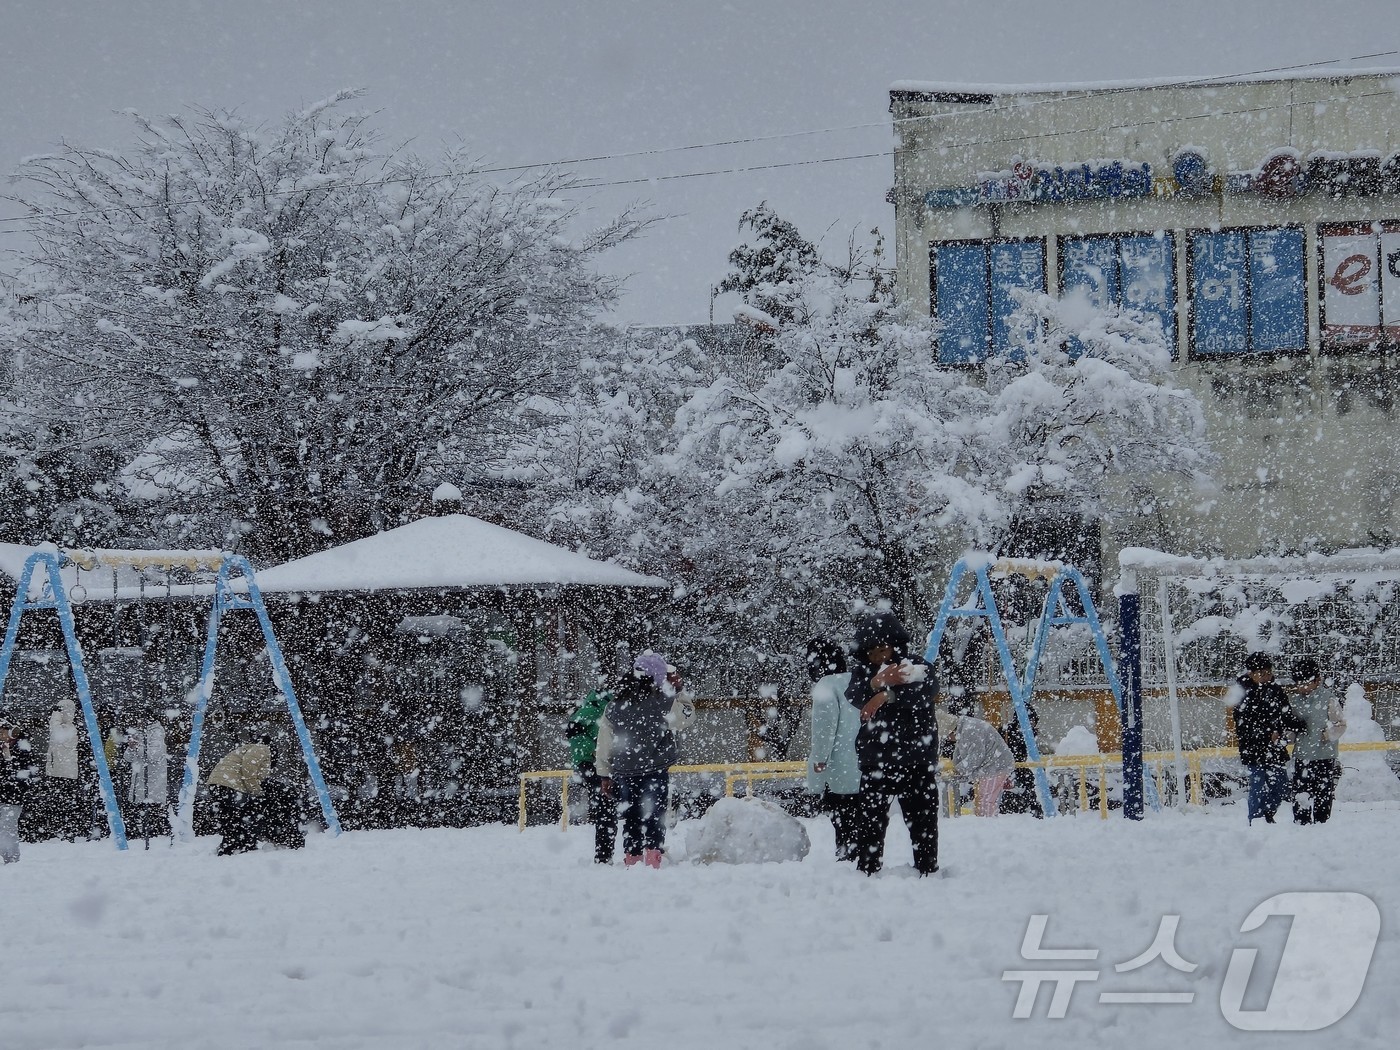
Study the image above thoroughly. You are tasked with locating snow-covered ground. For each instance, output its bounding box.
[4,803,1399,1049]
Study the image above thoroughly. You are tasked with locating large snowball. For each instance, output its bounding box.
[685,797,811,865]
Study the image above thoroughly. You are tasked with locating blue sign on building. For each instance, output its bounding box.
[932,240,1045,364]
[933,242,991,364]
[1190,227,1305,355]
[1061,234,1175,357]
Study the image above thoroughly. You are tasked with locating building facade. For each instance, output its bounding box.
[889,72,1400,562]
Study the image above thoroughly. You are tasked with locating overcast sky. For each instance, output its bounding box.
[2,0,1396,325]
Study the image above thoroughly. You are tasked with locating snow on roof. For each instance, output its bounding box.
[890,68,1400,98]
[252,514,667,594]
[1118,546,1400,579]
[0,517,666,603]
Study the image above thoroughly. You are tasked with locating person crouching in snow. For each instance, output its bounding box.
[846,612,941,876]
[206,732,273,855]
[595,652,696,868]
[804,639,859,861]
[936,709,1015,817]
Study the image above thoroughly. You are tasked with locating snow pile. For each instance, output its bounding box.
[1053,724,1099,755]
[1336,684,1400,803]
[684,796,810,864]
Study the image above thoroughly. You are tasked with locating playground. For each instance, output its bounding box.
[2,545,1400,1047]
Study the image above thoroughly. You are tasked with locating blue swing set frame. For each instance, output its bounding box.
[923,554,1159,818]
[0,549,341,850]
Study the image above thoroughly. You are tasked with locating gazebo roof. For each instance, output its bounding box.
[0,516,666,602]
[252,514,667,594]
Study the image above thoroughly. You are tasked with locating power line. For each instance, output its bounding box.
[0,52,1395,231]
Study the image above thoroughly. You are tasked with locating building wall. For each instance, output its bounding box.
[890,73,1400,558]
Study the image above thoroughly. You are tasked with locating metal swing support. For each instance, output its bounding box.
[923,555,1161,819]
[0,551,129,849]
[174,554,341,840]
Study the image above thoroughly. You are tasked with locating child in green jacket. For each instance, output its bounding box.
[567,689,618,863]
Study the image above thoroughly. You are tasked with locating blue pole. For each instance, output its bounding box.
[0,556,41,696]
[234,557,341,835]
[48,558,128,849]
[175,580,225,841]
[976,571,1056,818]
[1119,573,1145,820]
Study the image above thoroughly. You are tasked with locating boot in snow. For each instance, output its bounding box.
[623,854,642,867]
[643,848,663,869]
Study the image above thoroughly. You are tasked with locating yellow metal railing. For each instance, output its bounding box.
[1183,741,1400,805]
[519,741,1400,829]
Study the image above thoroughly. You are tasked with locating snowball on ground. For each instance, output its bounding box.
[1337,684,1400,803]
[684,796,811,864]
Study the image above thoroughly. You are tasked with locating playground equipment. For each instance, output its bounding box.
[0,547,341,849]
[1118,546,1400,809]
[0,550,129,847]
[924,554,1161,819]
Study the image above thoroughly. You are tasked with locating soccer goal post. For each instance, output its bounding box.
[1118,546,1400,808]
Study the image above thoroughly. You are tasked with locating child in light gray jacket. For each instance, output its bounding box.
[936,709,1015,817]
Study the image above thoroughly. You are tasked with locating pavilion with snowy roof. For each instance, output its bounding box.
[250,513,666,595]
[0,514,669,828]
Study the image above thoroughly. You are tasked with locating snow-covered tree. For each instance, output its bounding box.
[660,231,992,683]
[980,289,1214,553]
[497,325,713,561]
[3,91,650,561]
[716,202,824,326]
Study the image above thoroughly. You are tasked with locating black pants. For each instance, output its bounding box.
[578,761,618,863]
[1000,767,1043,817]
[1293,759,1341,824]
[213,787,258,855]
[854,766,940,876]
[615,771,669,856]
[822,789,861,862]
[259,780,308,849]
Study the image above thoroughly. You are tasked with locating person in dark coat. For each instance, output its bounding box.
[1226,652,1306,824]
[999,700,1044,816]
[595,652,696,868]
[845,611,941,876]
[0,721,38,863]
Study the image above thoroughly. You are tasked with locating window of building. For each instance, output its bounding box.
[1319,221,1400,350]
[930,238,1046,364]
[1059,233,1176,357]
[1188,227,1307,356]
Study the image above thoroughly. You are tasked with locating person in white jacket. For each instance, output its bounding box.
[936,709,1015,817]
[123,715,170,845]
[804,639,859,861]
[45,696,85,839]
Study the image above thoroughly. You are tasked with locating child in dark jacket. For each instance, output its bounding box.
[1226,652,1306,824]
[596,653,696,868]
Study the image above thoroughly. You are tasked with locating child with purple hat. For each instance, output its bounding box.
[595,651,696,867]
